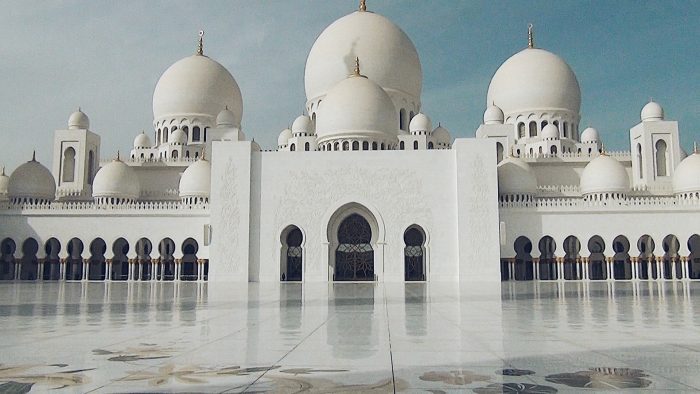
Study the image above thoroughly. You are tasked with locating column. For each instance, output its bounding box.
[671,257,677,280]
[59,258,66,281]
[174,259,181,281]
[15,260,21,280]
[83,259,89,280]
[681,256,689,280]
[38,260,44,280]
[656,257,663,281]
[127,259,134,281]
[533,258,539,281]
[631,257,638,280]
[582,257,589,280]
[509,259,515,281]
[106,259,112,280]
[557,257,564,281]
[647,257,653,280]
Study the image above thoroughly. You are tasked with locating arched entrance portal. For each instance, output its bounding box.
[335,214,374,281]
[404,226,426,281]
[281,226,303,282]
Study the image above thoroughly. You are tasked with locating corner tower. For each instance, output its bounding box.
[52,108,100,200]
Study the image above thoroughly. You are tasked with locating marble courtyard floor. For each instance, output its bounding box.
[1,281,700,392]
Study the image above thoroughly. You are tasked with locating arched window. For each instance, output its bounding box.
[335,214,374,281]
[281,227,303,281]
[182,126,189,141]
[496,142,504,163]
[655,139,667,177]
[637,143,643,179]
[529,121,537,137]
[409,111,415,124]
[305,142,310,151]
[172,150,178,159]
[372,141,377,150]
[163,128,169,143]
[363,141,369,150]
[518,123,526,138]
[62,147,76,183]
[86,150,94,183]
[413,141,418,150]
[185,150,190,158]
[352,141,359,150]
[399,108,406,130]
[550,145,557,155]
[541,120,548,129]
[428,142,434,150]
[563,122,568,138]
[192,126,201,142]
[312,113,316,124]
[343,141,349,151]
[400,141,405,150]
[157,129,161,144]
[203,127,208,142]
[290,143,296,151]
[404,226,425,281]
[334,141,340,151]
[380,143,385,150]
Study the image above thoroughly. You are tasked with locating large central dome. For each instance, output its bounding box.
[153,54,242,127]
[304,9,422,104]
[487,48,581,119]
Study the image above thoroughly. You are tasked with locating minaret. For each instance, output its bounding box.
[52,108,101,200]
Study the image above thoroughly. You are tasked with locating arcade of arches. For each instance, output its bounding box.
[502,234,700,281]
[0,237,208,281]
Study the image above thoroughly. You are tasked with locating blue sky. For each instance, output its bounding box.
[0,0,698,171]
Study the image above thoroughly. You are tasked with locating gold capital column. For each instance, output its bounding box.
[106,258,112,281]
[631,256,638,280]
[83,258,89,280]
[175,258,182,281]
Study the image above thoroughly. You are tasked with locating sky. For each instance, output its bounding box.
[0,0,698,171]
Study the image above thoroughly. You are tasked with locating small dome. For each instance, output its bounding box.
[179,158,211,199]
[153,55,243,127]
[170,128,187,145]
[497,157,538,195]
[487,48,581,119]
[0,167,10,200]
[8,154,56,202]
[68,109,90,130]
[216,107,237,127]
[432,124,451,146]
[483,104,504,125]
[278,128,292,147]
[292,115,314,136]
[580,127,599,143]
[641,101,664,122]
[92,159,140,201]
[672,151,700,195]
[315,74,397,144]
[133,132,152,149]
[409,113,432,134]
[305,10,422,105]
[580,154,629,195]
[541,124,560,140]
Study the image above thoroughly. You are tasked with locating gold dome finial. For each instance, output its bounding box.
[359,0,367,12]
[1,166,4,176]
[31,150,36,162]
[694,141,698,154]
[197,30,204,56]
[350,56,366,77]
[527,23,534,48]
[116,150,121,161]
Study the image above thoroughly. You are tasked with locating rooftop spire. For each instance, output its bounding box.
[354,57,361,76]
[196,30,204,56]
[1,166,5,176]
[116,150,121,161]
[31,150,36,162]
[694,141,698,154]
[359,0,367,12]
[527,24,534,48]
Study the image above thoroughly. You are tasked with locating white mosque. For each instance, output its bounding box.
[1,1,699,284]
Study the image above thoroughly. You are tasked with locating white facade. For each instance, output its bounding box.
[1,3,699,284]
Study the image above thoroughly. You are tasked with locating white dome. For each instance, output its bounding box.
[8,155,56,202]
[92,159,140,201]
[153,55,242,127]
[672,152,700,195]
[409,113,432,134]
[483,104,504,125]
[278,128,292,147]
[170,129,187,145]
[68,109,89,130]
[487,48,581,119]
[641,101,664,122]
[541,124,560,140]
[305,10,422,103]
[133,132,152,149]
[292,115,314,136]
[580,154,629,195]
[432,124,451,146]
[580,127,599,143]
[179,159,211,199]
[216,107,237,127]
[497,157,538,195]
[0,168,10,200]
[315,74,398,143]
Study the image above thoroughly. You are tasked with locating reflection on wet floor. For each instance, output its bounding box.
[0,280,699,392]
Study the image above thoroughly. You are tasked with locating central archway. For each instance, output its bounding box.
[335,214,374,281]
